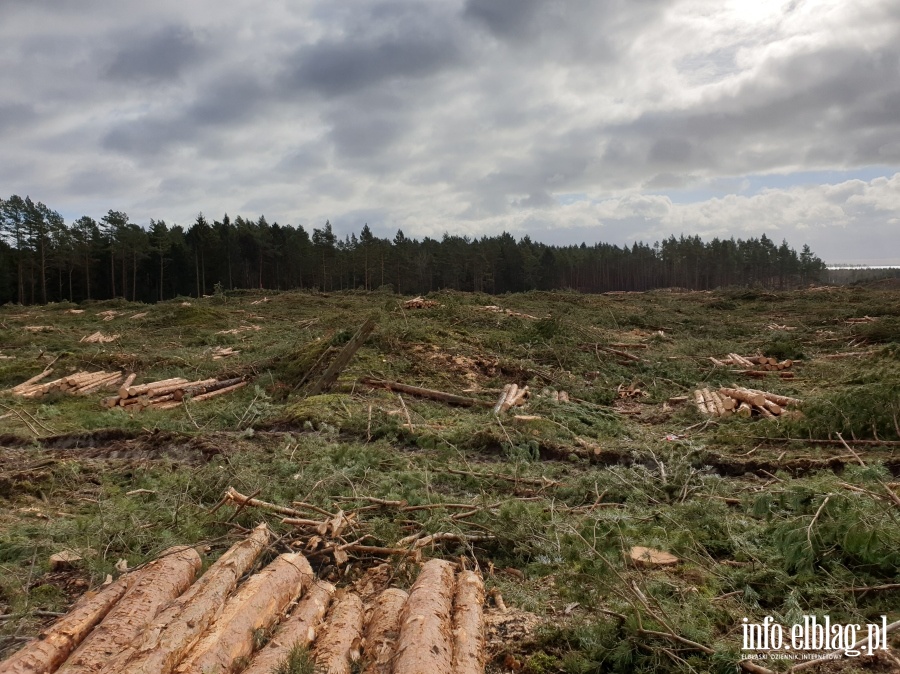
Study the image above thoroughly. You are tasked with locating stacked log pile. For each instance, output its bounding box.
[0,528,488,674]
[708,354,797,379]
[101,376,247,411]
[694,386,801,419]
[402,296,441,309]
[492,384,530,414]
[9,370,124,398]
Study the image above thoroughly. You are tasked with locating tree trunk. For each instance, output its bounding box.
[392,559,455,674]
[0,575,135,674]
[57,547,201,674]
[98,524,270,674]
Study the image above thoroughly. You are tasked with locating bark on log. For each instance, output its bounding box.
[241,580,335,674]
[98,524,270,674]
[176,378,244,401]
[499,384,518,413]
[704,389,725,417]
[187,381,247,403]
[492,385,511,415]
[314,593,365,674]
[693,390,709,415]
[11,369,53,393]
[176,552,312,674]
[142,378,216,400]
[393,559,455,674]
[77,374,123,395]
[742,388,801,407]
[451,571,485,674]
[309,317,376,395]
[124,378,189,399]
[360,379,493,408]
[719,388,766,408]
[360,588,408,674]
[58,547,201,674]
[0,575,134,674]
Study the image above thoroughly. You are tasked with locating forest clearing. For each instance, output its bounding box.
[0,283,898,673]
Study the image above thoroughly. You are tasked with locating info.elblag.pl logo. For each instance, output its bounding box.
[742,615,890,657]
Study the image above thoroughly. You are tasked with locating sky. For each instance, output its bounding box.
[1,0,899,265]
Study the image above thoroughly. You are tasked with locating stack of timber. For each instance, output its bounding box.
[0,528,488,674]
[9,370,124,398]
[476,305,542,320]
[80,331,119,344]
[102,375,247,411]
[492,384,530,414]
[694,386,801,419]
[402,296,441,309]
[708,353,797,378]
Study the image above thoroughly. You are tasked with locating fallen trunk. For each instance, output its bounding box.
[58,547,201,674]
[241,580,335,674]
[314,593,365,674]
[188,381,247,403]
[361,588,408,674]
[360,379,493,408]
[98,523,270,674]
[451,571,485,674]
[176,552,312,674]
[0,575,135,674]
[393,559,456,674]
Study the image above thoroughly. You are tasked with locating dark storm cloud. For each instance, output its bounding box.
[104,25,202,82]
[285,34,462,98]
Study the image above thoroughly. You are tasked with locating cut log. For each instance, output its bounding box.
[141,378,217,400]
[719,387,766,408]
[314,593,365,674]
[117,374,137,399]
[176,377,245,401]
[629,546,679,567]
[492,385,511,415]
[98,524,270,674]
[742,388,801,407]
[176,552,312,674]
[704,389,725,417]
[360,588,408,674]
[360,379,493,408]
[693,390,709,415]
[393,559,455,674]
[558,391,570,403]
[58,547,201,674]
[241,580,335,674]
[77,374,124,395]
[187,381,247,403]
[451,571,485,674]
[11,369,54,393]
[0,575,134,674]
[124,378,190,399]
[499,384,518,414]
[736,402,752,417]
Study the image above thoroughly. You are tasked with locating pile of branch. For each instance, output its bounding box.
[477,305,541,320]
[709,353,797,378]
[216,324,261,335]
[694,386,801,419]
[1,535,488,674]
[403,296,441,309]
[211,346,240,360]
[846,316,877,324]
[80,331,119,343]
[219,487,498,568]
[102,375,247,410]
[9,370,124,398]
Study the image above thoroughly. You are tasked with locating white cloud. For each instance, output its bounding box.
[0,0,898,264]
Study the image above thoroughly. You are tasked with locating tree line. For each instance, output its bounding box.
[0,194,826,304]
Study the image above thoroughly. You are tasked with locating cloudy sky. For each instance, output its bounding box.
[1,0,898,265]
